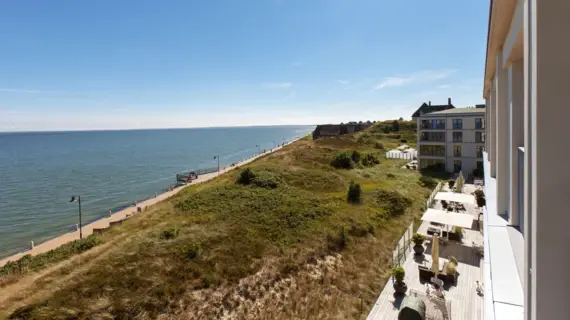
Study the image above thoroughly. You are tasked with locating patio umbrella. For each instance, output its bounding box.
[431,234,440,276]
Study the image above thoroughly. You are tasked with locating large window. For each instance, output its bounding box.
[452,119,463,129]
[454,160,462,173]
[421,119,446,129]
[475,118,484,129]
[452,131,463,142]
[475,131,484,142]
[421,131,445,141]
[420,145,446,157]
[420,159,445,171]
[476,146,484,158]
[454,145,462,157]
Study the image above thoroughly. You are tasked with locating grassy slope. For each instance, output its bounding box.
[4,120,431,320]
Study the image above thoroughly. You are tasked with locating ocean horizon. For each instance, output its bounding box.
[0,125,314,258]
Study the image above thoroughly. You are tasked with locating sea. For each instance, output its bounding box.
[0,125,314,258]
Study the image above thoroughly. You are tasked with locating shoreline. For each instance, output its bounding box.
[0,136,305,267]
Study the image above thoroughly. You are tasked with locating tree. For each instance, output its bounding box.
[455,171,465,192]
[347,182,362,203]
[399,117,404,121]
[391,120,400,132]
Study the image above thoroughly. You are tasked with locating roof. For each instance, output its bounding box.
[421,209,474,229]
[423,107,486,116]
[411,103,455,118]
[434,192,476,205]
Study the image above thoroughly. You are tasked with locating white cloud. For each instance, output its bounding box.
[336,80,349,85]
[373,69,457,90]
[263,82,293,89]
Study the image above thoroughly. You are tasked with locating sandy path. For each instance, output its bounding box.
[0,137,302,267]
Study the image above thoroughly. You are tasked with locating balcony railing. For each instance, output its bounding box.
[420,151,446,157]
[421,123,446,129]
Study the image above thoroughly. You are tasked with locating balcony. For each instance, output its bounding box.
[421,123,446,130]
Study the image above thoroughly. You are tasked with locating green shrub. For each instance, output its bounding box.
[351,150,362,163]
[327,227,347,252]
[374,142,384,149]
[412,233,426,246]
[391,120,400,132]
[386,173,396,179]
[362,153,380,166]
[376,190,411,216]
[0,235,103,278]
[237,168,256,185]
[348,222,374,237]
[347,182,362,203]
[400,139,407,143]
[331,152,355,169]
[160,227,180,240]
[448,179,455,190]
[251,171,284,189]
[180,241,202,260]
[474,189,486,207]
[392,266,405,284]
[419,176,437,189]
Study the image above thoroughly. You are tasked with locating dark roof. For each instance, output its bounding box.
[411,103,455,118]
[425,107,486,116]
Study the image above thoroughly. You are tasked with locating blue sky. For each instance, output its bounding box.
[0,0,488,131]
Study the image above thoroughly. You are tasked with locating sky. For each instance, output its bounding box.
[0,0,489,131]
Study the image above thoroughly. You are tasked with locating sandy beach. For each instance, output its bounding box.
[0,137,303,267]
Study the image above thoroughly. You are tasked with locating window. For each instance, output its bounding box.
[454,160,462,173]
[420,145,445,157]
[475,118,484,129]
[452,119,463,129]
[476,146,484,158]
[454,145,462,157]
[421,132,445,141]
[452,132,463,142]
[476,132,483,142]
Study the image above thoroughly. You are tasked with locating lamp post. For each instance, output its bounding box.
[214,156,220,175]
[69,195,83,239]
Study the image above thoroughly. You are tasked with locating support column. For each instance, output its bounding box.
[528,0,570,319]
[496,50,509,217]
[485,97,490,153]
[489,84,497,178]
[508,60,524,226]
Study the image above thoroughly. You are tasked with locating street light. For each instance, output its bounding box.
[213,155,220,175]
[69,195,83,239]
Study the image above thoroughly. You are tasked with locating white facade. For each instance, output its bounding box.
[483,1,570,320]
[417,108,485,175]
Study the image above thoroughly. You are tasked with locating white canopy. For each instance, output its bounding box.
[421,209,474,229]
[434,192,475,205]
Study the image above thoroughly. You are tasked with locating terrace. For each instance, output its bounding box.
[367,184,484,320]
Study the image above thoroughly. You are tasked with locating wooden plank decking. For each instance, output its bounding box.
[367,226,484,320]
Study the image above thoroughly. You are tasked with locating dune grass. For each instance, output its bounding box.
[5,120,433,319]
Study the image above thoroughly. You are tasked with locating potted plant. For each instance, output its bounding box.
[412,233,426,255]
[392,266,407,295]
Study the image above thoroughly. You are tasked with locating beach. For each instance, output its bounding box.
[0,137,302,267]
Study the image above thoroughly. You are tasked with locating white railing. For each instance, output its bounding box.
[426,181,443,209]
[385,151,417,160]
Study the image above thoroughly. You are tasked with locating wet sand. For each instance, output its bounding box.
[0,137,302,267]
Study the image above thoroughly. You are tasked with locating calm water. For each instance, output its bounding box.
[0,126,314,258]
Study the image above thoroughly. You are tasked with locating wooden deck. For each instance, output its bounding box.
[367,225,484,320]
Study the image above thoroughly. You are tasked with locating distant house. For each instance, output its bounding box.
[411,98,455,120]
[312,122,372,139]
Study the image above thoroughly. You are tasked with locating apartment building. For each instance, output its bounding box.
[482,0,570,319]
[417,107,485,175]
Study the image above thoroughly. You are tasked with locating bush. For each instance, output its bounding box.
[392,266,405,284]
[237,168,256,185]
[374,142,384,149]
[419,176,437,189]
[474,189,486,208]
[391,120,400,132]
[376,190,411,216]
[251,171,283,189]
[347,182,362,204]
[412,233,426,246]
[348,222,374,237]
[400,139,407,143]
[327,227,347,252]
[160,227,180,240]
[386,173,396,179]
[351,150,362,163]
[180,241,202,260]
[331,152,355,169]
[448,179,455,190]
[441,200,448,210]
[362,153,380,166]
